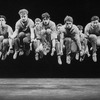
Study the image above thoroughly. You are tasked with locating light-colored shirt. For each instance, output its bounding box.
[84,22,100,36]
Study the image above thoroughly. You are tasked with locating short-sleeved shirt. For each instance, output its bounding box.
[59,24,80,39]
[0,25,13,38]
[15,18,34,34]
[84,22,100,36]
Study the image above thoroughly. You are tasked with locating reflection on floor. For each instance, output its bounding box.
[0,78,100,100]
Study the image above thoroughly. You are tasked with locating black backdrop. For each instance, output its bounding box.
[0,0,100,78]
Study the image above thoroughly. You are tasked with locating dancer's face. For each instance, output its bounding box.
[65,21,72,29]
[20,14,28,22]
[0,18,6,26]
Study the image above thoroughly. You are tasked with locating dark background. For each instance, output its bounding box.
[0,0,100,78]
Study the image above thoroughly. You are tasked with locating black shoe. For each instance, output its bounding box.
[25,49,30,56]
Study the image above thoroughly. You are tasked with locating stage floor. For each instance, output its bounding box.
[0,78,100,100]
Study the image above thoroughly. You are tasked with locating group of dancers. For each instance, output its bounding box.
[0,8,100,64]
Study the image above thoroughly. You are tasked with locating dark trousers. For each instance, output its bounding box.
[14,32,31,51]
